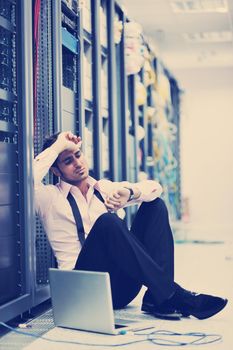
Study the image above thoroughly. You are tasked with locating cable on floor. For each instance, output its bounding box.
[0,322,222,347]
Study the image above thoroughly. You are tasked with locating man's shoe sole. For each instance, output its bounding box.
[141,303,182,320]
[191,299,228,320]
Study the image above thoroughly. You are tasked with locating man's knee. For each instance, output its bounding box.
[154,197,167,210]
[89,212,128,243]
[94,212,123,230]
[142,197,168,212]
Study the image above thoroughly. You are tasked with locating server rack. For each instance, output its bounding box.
[100,0,110,179]
[114,3,128,182]
[150,58,181,220]
[33,0,84,304]
[79,0,103,178]
[138,67,148,176]
[163,69,181,221]
[169,76,181,220]
[81,0,94,173]
[107,0,119,181]
[137,48,155,181]
[140,47,157,179]
[146,83,155,180]
[60,0,79,133]
[91,0,103,179]
[0,0,34,322]
[80,0,118,181]
[146,56,159,180]
[128,74,138,184]
[80,0,94,171]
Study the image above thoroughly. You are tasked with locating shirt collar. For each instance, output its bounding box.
[59,176,98,198]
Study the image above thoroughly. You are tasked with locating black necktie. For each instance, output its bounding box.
[67,189,105,247]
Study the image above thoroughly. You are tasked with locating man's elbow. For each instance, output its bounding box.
[158,183,163,196]
[152,182,163,197]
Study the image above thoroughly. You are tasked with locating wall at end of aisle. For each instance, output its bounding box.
[178,67,233,240]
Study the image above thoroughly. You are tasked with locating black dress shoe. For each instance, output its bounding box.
[141,301,182,320]
[169,288,228,320]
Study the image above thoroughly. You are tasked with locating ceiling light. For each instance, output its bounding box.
[170,0,229,13]
[183,31,233,42]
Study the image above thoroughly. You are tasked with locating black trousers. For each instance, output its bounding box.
[74,198,177,309]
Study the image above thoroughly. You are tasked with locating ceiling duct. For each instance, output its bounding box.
[183,31,233,42]
[170,0,228,13]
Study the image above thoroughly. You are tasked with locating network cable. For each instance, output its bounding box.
[0,321,222,347]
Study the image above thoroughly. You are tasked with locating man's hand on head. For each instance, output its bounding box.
[52,131,82,154]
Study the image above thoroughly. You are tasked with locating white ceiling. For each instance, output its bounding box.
[118,0,233,89]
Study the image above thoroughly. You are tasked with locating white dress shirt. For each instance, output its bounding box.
[34,147,163,270]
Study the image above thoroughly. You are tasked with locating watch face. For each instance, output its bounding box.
[126,187,134,201]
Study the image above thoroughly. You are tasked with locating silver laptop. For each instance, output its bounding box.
[49,268,154,335]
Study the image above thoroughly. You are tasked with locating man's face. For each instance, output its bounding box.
[55,148,89,185]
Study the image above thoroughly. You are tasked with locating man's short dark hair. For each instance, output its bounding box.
[42,132,61,168]
[42,131,61,152]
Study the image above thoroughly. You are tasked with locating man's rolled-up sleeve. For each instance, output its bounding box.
[130,180,163,203]
[113,179,163,207]
[33,147,59,216]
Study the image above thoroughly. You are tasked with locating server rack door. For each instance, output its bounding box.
[106,0,119,182]
[33,0,56,306]
[91,0,103,180]
[114,4,128,183]
[169,77,181,220]
[81,0,95,175]
[61,0,79,134]
[100,0,111,180]
[0,0,34,322]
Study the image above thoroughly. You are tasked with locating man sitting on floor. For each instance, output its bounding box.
[34,131,227,320]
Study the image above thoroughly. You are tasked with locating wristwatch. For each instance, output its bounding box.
[124,187,134,202]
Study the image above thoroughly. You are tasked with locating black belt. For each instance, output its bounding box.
[67,188,105,247]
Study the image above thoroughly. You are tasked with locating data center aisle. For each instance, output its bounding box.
[1,238,231,350]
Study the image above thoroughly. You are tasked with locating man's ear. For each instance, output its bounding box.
[51,166,61,177]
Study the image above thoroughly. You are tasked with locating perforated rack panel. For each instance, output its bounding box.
[34,0,54,286]
[0,0,22,305]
